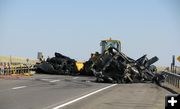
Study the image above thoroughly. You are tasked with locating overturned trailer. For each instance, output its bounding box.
[89,47,164,84]
[35,52,78,75]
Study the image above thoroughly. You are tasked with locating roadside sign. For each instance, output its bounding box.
[177,56,180,62]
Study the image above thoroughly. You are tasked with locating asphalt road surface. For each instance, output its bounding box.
[0,74,171,109]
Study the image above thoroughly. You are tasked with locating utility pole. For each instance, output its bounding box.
[171,55,176,73]
[10,55,12,64]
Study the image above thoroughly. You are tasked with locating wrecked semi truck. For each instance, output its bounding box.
[90,47,163,84]
[35,38,164,84]
[82,38,164,84]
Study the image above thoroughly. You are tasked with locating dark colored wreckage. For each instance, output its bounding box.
[35,52,78,75]
[35,48,164,84]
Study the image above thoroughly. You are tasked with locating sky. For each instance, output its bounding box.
[0,0,180,66]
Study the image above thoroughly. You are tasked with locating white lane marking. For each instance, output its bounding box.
[50,80,60,83]
[41,79,60,83]
[73,77,79,79]
[41,79,52,81]
[12,86,27,90]
[52,84,117,109]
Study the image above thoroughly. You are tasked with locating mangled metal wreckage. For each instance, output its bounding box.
[35,52,78,75]
[35,48,164,84]
[89,47,164,84]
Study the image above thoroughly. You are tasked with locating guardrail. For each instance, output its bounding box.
[0,67,35,75]
[163,71,180,88]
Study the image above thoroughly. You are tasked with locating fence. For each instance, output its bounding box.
[0,66,35,75]
[163,71,180,89]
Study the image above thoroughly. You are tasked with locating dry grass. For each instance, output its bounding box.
[156,66,180,73]
[156,66,166,72]
[0,56,38,65]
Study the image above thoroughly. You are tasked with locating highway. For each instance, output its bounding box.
[0,74,171,109]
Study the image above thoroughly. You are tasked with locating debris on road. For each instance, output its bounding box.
[88,47,164,84]
[34,48,164,85]
[34,38,164,85]
[35,52,78,75]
